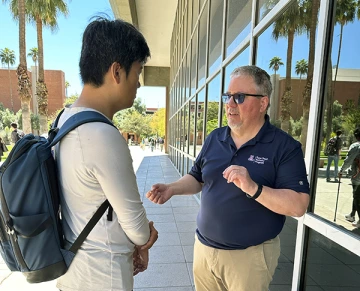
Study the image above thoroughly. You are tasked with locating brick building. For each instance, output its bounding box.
[0,66,65,115]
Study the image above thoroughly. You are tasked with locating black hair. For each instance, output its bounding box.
[10,122,18,128]
[336,130,342,136]
[79,17,150,87]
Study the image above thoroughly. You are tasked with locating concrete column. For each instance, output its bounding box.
[31,66,38,115]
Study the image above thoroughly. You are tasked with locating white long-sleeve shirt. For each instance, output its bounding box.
[55,107,150,291]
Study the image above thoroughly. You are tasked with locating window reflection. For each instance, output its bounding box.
[191,27,198,96]
[223,48,250,126]
[208,0,223,76]
[206,74,221,136]
[304,229,360,290]
[225,0,252,57]
[255,0,318,151]
[196,89,205,156]
[257,0,280,23]
[314,0,360,235]
[197,1,208,88]
[189,96,196,156]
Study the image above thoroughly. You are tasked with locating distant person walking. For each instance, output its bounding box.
[326,130,342,182]
[159,137,164,152]
[339,128,360,228]
[10,122,24,143]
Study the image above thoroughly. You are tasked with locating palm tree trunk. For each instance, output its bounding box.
[280,29,294,133]
[36,17,49,134]
[17,0,32,133]
[300,0,320,153]
[7,64,14,111]
[297,75,302,119]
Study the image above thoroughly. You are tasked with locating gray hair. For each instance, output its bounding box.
[230,65,273,98]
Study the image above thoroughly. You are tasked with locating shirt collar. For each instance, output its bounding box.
[219,114,276,145]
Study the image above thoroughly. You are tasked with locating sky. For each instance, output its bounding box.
[0,0,166,109]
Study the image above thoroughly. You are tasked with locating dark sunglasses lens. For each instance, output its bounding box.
[234,93,245,104]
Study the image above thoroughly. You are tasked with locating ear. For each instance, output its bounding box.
[110,62,122,84]
[260,96,269,112]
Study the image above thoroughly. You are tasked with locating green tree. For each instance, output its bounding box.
[272,1,305,133]
[3,0,33,134]
[343,99,360,133]
[116,111,152,138]
[0,47,16,111]
[326,0,357,142]
[24,0,69,134]
[295,59,308,118]
[150,108,165,137]
[64,93,78,106]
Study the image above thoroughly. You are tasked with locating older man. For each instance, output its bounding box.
[146,65,310,291]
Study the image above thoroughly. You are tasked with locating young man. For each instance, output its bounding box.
[339,128,360,227]
[146,66,310,291]
[326,130,343,182]
[55,18,158,291]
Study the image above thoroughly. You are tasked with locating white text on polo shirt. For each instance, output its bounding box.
[248,155,268,164]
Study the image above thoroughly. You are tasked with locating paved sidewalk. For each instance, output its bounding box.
[0,146,198,290]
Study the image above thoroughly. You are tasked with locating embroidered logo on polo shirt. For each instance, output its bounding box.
[248,155,268,164]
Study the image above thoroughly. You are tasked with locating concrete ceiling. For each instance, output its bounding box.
[109,0,177,68]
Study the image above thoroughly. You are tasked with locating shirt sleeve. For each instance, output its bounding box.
[275,142,310,194]
[82,123,150,246]
[340,144,358,172]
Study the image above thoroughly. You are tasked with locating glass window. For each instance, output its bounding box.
[196,89,205,156]
[183,104,189,153]
[189,96,197,157]
[185,51,190,101]
[225,0,252,57]
[224,46,250,90]
[190,27,198,96]
[257,0,281,24]
[303,229,360,290]
[269,218,299,290]
[208,0,224,76]
[255,0,316,143]
[192,0,199,31]
[206,74,221,137]
[197,1,209,88]
[313,0,360,235]
[187,0,193,43]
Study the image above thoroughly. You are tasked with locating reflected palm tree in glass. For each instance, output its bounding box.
[295,59,308,119]
[0,48,16,111]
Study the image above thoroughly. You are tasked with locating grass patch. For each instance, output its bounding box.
[1,144,14,162]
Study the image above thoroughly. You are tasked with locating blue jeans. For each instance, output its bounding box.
[326,154,339,179]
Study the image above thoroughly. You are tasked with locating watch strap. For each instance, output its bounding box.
[246,184,263,200]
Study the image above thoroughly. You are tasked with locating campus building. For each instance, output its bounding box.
[110,0,360,290]
[0,66,65,115]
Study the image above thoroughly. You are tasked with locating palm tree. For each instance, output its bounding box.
[300,0,320,153]
[325,0,357,142]
[0,48,16,111]
[27,47,38,80]
[271,1,304,133]
[25,0,68,133]
[269,56,284,121]
[3,0,33,133]
[295,59,308,118]
[65,80,70,97]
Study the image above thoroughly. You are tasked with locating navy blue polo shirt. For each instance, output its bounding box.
[189,115,309,250]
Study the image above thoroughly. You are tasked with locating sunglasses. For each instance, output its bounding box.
[222,92,265,104]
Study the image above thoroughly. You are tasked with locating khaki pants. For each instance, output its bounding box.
[193,235,280,291]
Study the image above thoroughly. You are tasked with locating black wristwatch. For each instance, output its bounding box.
[246,184,263,200]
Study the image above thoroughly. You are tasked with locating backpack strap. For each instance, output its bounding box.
[49,110,116,147]
[69,200,110,254]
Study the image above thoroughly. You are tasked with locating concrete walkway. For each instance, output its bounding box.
[0,146,198,290]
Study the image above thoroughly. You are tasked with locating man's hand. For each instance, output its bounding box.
[146,183,174,204]
[222,165,257,196]
[133,247,148,276]
[139,221,158,251]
